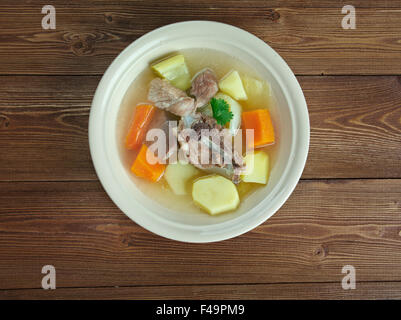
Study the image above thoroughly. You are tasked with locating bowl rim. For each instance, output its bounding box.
[89,20,310,243]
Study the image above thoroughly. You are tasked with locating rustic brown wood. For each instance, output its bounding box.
[5,0,401,9]
[1,75,400,181]
[1,0,401,300]
[0,179,400,290]
[0,76,97,181]
[1,281,400,300]
[300,76,401,178]
[0,4,401,75]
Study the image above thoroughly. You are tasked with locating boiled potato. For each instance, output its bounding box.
[151,54,191,91]
[218,70,248,101]
[242,151,269,184]
[242,76,270,108]
[164,162,200,195]
[214,92,242,135]
[192,175,240,215]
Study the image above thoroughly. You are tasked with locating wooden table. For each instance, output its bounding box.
[1,0,401,300]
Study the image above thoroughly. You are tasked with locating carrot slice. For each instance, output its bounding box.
[131,144,166,182]
[125,104,156,150]
[242,109,275,148]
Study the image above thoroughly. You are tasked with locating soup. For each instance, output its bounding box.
[117,48,278,216]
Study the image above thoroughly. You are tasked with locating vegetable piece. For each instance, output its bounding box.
[242,76,270,107]
[131,144,166,182]
[210,97,233,126]
[241,109,275,148]
[236,181,255,198]
[125,104,156,150]
[198,103,213,118]
[218,70,248,101]
[192,175,240,215]
[164,162,200,195]
[215,92,242,135]
[151,54,191,91]
[241,151,269,184]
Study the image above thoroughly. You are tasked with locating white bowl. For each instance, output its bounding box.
[89,21,309,243]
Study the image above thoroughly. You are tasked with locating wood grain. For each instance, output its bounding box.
[4,0,401,9]
[0,4,401,75]
[0,76,97,181]
[300,76,401,178]
[1,75,400,181]
[1,0,401,299]
[1,281,401,300]
[0,179,400,290]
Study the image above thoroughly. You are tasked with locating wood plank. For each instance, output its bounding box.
[1,76,400,181]
[300,76,401,178]
[4,0,401,9]
[0,5,401,75]
[0,76,97,181]
[0,179,400,290]
[1,281,401,300]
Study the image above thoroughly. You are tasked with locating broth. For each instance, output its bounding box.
[117,48,278,215]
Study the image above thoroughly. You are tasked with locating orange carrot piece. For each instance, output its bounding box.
[131,144,166,182]
[242,109,275,148]
[125,104,156,150]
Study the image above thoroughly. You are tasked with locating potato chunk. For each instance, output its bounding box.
[242,75,270,107]
[242,151,269,184]
[151,54,191,91]
[192,175,240,215]
[218,70,248,100]
[164,162,200,195]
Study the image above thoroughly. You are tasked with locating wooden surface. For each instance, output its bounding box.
[1,0,401,300]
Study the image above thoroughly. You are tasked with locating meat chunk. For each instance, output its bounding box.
[177,114,246,184]
[190,69,219,109]
[148,78,196,116]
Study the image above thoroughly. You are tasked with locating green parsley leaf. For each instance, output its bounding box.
[210,97,233,126]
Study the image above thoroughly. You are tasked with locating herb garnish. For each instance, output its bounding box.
[210,98,233,126]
